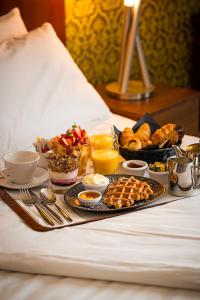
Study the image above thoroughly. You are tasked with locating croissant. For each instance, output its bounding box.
[128,137,143,150]
[120,127,135,147]
[142,139,153,149]
[120,123,152,150]
[134,123,151,141]
[151,123,178,148]
[168,128,179,145]
[128,123,152,150]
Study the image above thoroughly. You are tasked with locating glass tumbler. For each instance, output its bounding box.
[46,151,79,186]
[90,134,119,175]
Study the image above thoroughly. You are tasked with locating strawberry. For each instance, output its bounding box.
[62,138,72,146]
[69,136,76,145]
[81,137,88,144]
[56,124,88,148]
[81,129,87,138]
[58,137,65,145]
[72,125,82,140]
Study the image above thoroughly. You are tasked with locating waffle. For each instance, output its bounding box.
[104,176,153,209]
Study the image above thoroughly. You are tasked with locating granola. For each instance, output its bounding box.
[46,151,80,173]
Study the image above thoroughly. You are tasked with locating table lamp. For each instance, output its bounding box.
[106,0,155,100]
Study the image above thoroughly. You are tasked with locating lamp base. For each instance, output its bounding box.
[106,80,155,100]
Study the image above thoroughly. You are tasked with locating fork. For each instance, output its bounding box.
[20,188,55,226]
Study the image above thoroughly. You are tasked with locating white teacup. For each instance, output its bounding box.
[1,151,40,184]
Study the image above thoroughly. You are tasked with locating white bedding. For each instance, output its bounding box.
[0,114,200,300]
[0,11,199,299]
[1,271,200,300]
[0,23,111,161]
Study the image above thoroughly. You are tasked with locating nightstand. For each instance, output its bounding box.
[96,84,200,136]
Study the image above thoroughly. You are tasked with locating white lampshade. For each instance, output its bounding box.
[124,0,135,7]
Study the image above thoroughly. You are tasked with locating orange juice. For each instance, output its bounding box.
[90,134,113,150]
[91,149,119,174]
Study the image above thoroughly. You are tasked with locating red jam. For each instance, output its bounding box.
[127,162,142,168]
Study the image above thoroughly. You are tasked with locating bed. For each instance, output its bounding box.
[0,1,200,299]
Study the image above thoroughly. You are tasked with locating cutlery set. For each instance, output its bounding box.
[19,188,72,226]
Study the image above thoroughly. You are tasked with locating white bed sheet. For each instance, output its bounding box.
[0,114,200,300]
[1,270,200,300]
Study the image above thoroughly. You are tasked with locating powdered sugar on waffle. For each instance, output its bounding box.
[104,176,153,209]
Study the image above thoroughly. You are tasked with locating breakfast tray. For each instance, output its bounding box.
[0,183,197,232]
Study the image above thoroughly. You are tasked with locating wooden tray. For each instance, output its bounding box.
[0,179,187,232]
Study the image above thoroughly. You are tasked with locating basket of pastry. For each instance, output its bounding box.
[116,114,184,163]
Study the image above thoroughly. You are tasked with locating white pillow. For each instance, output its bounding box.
[0,7,27,43]
[0,23,111,161]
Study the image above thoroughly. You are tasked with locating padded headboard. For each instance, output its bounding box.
[0,0,66,44]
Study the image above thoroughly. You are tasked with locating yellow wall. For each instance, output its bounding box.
[65,0,200,87]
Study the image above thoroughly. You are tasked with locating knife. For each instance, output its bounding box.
[53,203,72,222]
[30,190,64,224]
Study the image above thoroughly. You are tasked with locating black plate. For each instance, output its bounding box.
[64,174,165,213]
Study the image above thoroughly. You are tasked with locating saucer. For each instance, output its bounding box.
[0,167,49,189]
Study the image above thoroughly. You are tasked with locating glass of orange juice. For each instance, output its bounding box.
[90,123,114,136]
[90,134,119,175]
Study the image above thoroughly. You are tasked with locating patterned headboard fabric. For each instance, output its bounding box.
[0,0,200,88]
[65,0,200,87]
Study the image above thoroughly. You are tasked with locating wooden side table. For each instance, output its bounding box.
[96,84,200,136]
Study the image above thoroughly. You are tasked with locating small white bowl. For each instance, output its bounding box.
[148,169,169,185]
[82,174,109,193]
[121,160,148,176]
[78,190,102,207]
